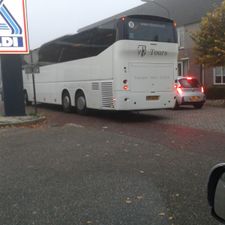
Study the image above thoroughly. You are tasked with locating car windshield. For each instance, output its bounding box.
[179,78,201,88]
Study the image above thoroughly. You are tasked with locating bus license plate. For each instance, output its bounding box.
[146,96,159,101]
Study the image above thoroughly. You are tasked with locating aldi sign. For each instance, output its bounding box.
[0,0,29,54]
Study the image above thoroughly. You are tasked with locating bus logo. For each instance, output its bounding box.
[0,0,29,54]
[138,45,147,57]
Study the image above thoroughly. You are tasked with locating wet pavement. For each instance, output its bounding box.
[0,104,224,225]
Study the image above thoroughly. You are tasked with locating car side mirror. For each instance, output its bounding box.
[208,163,225,223]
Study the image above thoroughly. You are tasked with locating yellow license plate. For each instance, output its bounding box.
[146,96,160,101]
[190,96,200,101]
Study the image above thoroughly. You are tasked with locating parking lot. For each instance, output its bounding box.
[34,103,225,134]
[147,105,225,133]
[0,104,225,225]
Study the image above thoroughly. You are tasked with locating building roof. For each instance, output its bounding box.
[79,0,223,32]
[131,0,223,26]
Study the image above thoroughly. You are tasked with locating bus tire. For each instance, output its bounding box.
[62,91,72,113]
[75,91,87,115]
[24,90,31,106]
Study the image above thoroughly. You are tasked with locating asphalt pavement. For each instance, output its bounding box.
[0,105,224,225]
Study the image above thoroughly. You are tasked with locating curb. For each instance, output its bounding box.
[0,116,46,128]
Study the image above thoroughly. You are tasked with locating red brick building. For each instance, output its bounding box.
[87,0,223,87]
[127,0,224,87]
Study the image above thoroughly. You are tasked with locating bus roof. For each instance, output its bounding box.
[39,14,174,50]
[78,14,173,33]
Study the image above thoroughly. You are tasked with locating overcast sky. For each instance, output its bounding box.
[26,0,143,49]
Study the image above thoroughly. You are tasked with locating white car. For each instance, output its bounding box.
[174,77,206,109]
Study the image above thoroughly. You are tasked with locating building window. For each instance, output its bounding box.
[178,59,189,76]
[177,27,185,48]
[214,66,225,85]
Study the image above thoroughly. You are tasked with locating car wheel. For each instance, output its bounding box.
[76,91,87,115]
[62,91,72,113]
[194,102,204,109]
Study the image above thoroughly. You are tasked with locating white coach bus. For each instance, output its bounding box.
[23,15,178,114]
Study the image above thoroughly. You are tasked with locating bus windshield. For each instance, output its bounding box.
[124,17,177,43]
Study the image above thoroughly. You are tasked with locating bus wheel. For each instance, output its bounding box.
[75,92,87,115]
[24,90,31,106]
[62,91,72,113]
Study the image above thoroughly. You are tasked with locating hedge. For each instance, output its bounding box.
[205,86,225,100]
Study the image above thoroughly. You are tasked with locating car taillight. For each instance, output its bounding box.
[176,85,183,95]
[201,86,204,93]
[177,87,183,95]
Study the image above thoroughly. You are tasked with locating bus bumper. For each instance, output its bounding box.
[112,91,176,111]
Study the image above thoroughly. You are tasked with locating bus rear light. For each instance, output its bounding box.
[123,85,129,91]
[123,79,128,84]
[187,77,193,80]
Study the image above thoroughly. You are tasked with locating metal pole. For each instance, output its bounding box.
[30,53,37,114]
[1,55,26,116]
[202,64,205,86]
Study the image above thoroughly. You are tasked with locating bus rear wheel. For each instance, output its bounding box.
[75,92,87,115]
[62,91,72,113]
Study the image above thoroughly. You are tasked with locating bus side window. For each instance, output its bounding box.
[89,21,116,56]
[39,43,63,65]
[38,19,117,65]
[59,30,92,62]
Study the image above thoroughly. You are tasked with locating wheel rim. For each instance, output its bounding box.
[63,95,70,109]
[77,96,86,111]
